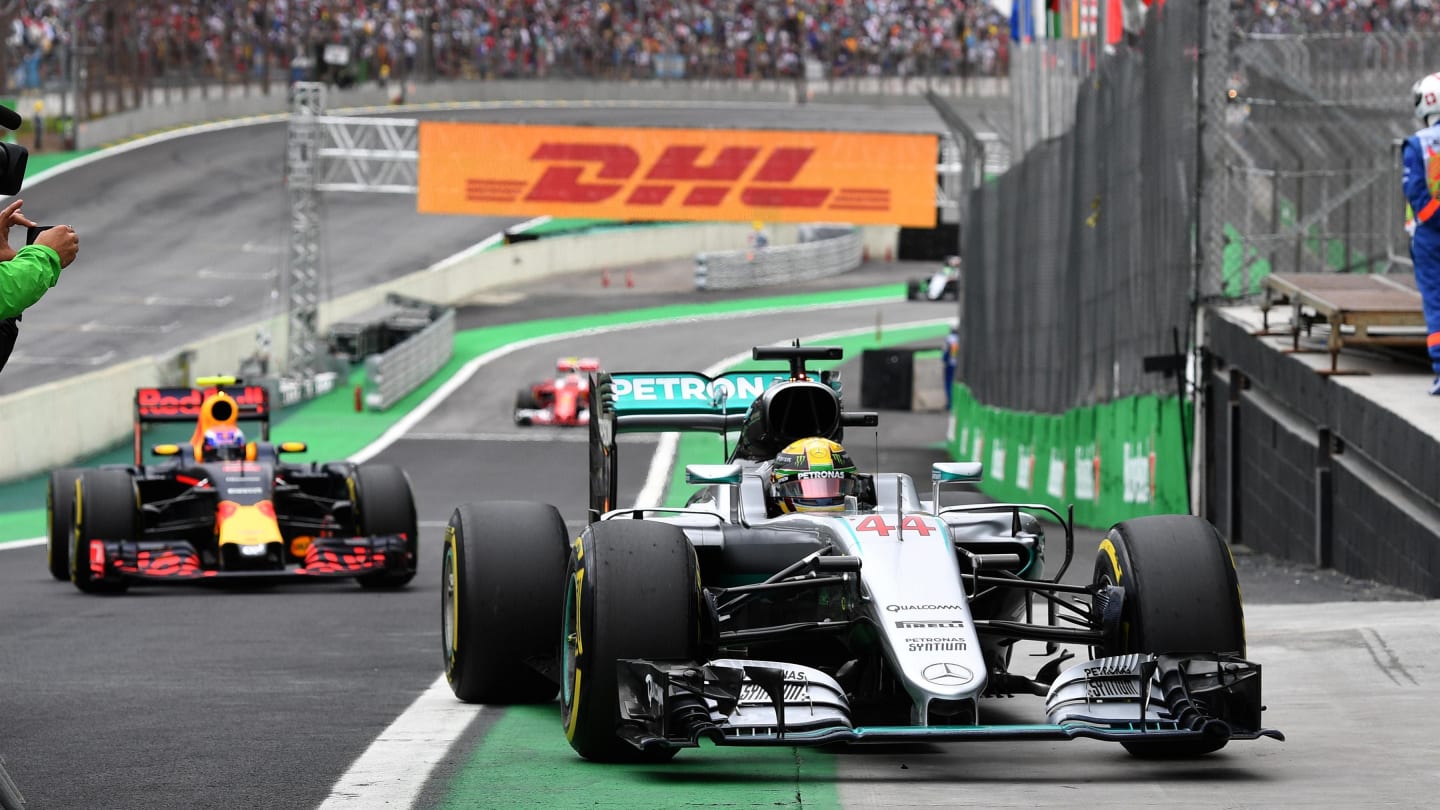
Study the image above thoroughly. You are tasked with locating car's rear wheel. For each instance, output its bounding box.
[46,467,80,581]
[353,464,418,589]
[562,520,700,763]
[1092,515,1246,758]
[444,501,569,703]
[71,470,137,594]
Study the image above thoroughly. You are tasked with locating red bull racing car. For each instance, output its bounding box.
[45,376,418,594]
[513,357,600,427]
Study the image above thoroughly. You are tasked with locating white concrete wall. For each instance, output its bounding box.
[0,222,898,482]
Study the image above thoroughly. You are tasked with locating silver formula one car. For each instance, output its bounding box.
[441,344,1282,763]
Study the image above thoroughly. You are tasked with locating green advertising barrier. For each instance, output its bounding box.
[949,383,1191,528]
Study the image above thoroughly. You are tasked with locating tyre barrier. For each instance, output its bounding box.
[694,225,863,291]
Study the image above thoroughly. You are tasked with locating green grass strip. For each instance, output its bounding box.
[0,283,903,544]
[440,705,833,809]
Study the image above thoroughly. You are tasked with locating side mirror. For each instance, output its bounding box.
[278,441,308,454]
[152,444,181,457]
[685,463,742,486]
[932,462,983,484]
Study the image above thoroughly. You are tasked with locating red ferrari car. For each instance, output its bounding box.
[514,357,600,426]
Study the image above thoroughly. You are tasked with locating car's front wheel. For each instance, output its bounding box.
[352,464,418,589]
[46,467,80,581]
[562,519,701,763]
[443,501,569,703]
[71,470,137,595]
[1092,514,1246,758]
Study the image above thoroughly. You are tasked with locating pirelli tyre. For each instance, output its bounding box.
[444,501,569,703]
[46,467,80,581]
[562,519,701,763]
[70,470,138,594]
[1092,514,1246,758]
[515,388,539,411]
[353,464,419,589]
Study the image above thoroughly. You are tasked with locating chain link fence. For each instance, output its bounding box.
[1214,31,1440,299]
[959,2,1202,413]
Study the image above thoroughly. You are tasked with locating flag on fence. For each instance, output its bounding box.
[1010,0,1036,43]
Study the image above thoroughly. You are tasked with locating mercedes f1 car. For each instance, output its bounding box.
[513,357,599,426]
[906,255,961,302]
[441,345,1281,762]
[46,377,418,594]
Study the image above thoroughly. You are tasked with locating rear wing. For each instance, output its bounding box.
[585,345,877,520]
[132,384,271,463]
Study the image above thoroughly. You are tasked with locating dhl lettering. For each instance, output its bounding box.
[418,122,939,226]
[516,143,830,208]
[524,143,640,203]
[646,145,760,181]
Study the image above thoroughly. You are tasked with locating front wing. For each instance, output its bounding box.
[514,407,589,427]
[615,654,1283,752]
[82,534,411,586]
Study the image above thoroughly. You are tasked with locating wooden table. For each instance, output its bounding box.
[1259,273,1426,373]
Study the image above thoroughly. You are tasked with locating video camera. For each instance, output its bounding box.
[1,103,28,195]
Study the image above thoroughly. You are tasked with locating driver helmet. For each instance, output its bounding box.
[771,437,859,513]
[1414,73,1440,127]
[202,427,246,460]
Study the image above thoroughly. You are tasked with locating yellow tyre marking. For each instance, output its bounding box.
[71,480,85,582]
[564,566,585,742]
[1098,538,1123,582]
[564,670,583,742]
[572,567,584,656]
[444,526,460,662]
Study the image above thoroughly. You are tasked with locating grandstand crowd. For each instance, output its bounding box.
[4,1,1015,92]
[1237,0,1440,35]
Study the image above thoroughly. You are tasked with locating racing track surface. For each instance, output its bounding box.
[3,102,1436,807]
[0,295,954,809]
[3,285,1437,809]
[0,100,947,395]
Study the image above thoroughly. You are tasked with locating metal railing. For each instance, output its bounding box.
[694,226,862,291]
[362,307,454,411]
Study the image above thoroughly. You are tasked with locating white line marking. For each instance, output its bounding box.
[198,267,278,281]
[429,216,549,272]
[141,293,234,307]
[79,320,182,334]
[347,300,917,465]
[0,538,45,549]
[316,675,482,810]
[5,350,116,366]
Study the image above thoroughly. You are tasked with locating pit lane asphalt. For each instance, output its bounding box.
[1,276,1431,808]
[0,286,954,810]
[0,99,949,395]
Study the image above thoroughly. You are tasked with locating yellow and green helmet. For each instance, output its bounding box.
[771,437,859,513]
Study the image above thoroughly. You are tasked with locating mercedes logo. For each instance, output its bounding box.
[922,662,973,686]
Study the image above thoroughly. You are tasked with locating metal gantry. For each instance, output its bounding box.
[285,84,420,378]
[285,82,326,377]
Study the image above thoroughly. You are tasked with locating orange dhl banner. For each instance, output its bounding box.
[417,122,938,227]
